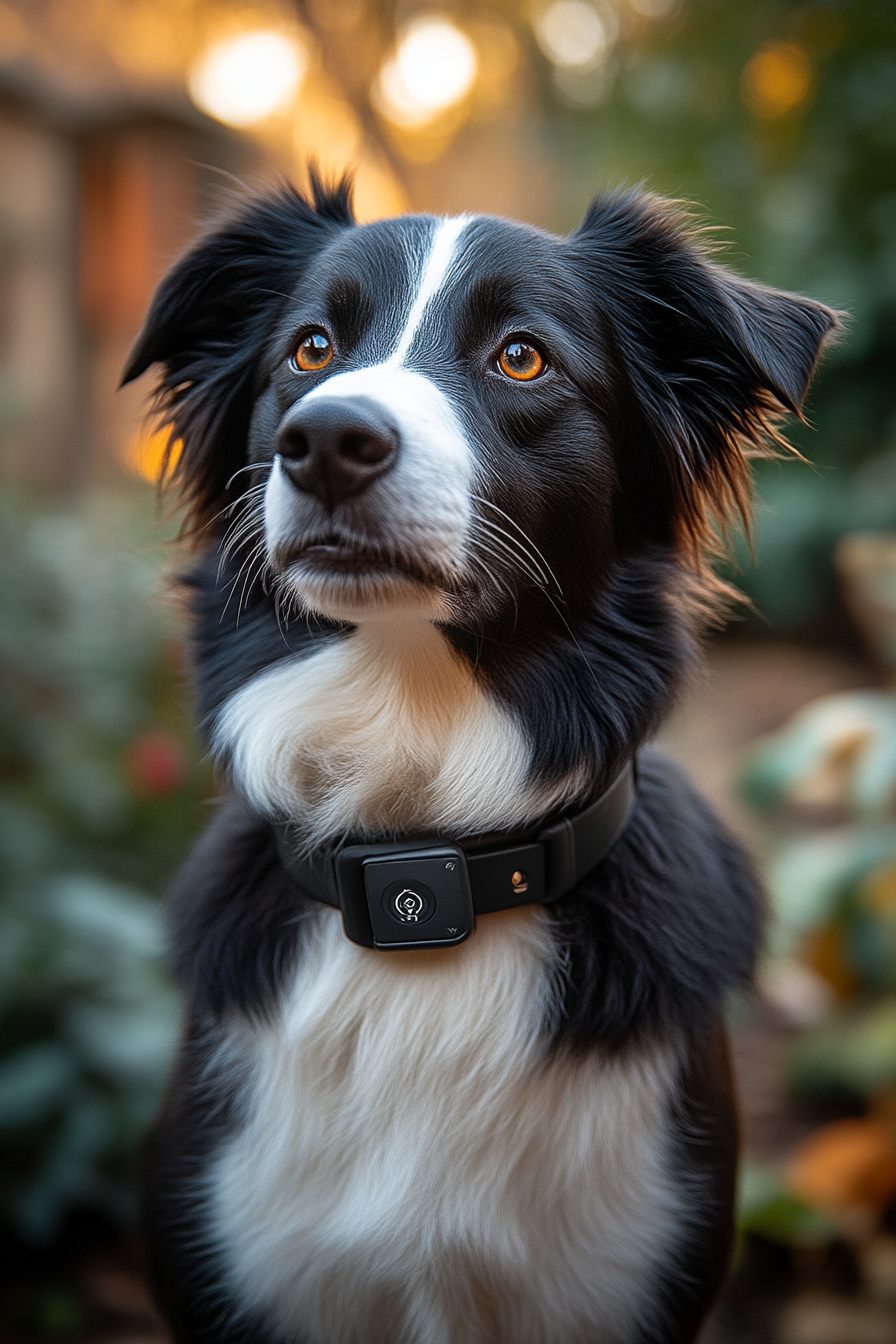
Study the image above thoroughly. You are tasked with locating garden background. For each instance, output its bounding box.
[2,1,896,1340]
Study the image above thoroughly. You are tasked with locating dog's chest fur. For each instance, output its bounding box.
[210,905,682,1344]
[209,622,682,1342]
[214,620,582,847]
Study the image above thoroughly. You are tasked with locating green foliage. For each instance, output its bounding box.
[788,996,896,1097]
[741,686,896,970]
[764,816,896,1098]
[0,877,178,1239]
[738,1157,839,1245]
[740,682,896,1239]
[743,690,896,815]
[765,824,896,957]
[0,492,208,1239]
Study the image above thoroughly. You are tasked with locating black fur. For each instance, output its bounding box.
[645,1021,740,1344]
[140,1017,262,1344]
[124,179,837,1344]
[122,174,354,534]
[550,751,762,1052]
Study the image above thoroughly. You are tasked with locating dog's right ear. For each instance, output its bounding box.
[570,190,838,566]
[121,175,354,537]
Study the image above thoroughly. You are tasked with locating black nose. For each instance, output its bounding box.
[276,396,398,510]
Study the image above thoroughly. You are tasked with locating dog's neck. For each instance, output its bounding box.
[213,616,587,850]
[198,550,695,851]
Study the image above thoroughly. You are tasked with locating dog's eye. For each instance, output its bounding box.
[497,340,545,382]
[291,332,334,373]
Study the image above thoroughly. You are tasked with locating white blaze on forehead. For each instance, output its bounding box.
[263,215,475,619]
[387,215,469,367]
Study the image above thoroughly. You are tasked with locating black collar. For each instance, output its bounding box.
[275,762,637,950]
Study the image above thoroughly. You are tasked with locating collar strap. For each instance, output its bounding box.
[276,761,636,951]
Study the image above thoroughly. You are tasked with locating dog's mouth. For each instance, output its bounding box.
[275,533,457,593]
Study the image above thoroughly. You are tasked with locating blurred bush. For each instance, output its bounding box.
[739,675,896,1248]
[838,533,896,667]
[0,492,209,1241]
[540,0,896,633]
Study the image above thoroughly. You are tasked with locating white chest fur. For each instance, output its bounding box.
[213,621,581,846]
[209,907,683,1344]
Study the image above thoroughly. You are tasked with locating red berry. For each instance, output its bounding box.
[125,731,186,800]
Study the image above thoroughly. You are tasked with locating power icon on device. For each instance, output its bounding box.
[394,888,425,922]
[381,878,436,926]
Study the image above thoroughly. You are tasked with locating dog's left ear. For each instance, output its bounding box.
[570,191,839,557]
[121,174,354,537]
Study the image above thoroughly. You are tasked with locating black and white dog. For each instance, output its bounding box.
[124,178,836,1344]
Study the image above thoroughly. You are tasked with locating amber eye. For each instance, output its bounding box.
[497,340,545,381]
[292,331,334,372]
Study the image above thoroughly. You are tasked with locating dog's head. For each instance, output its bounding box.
[124,177,836,629]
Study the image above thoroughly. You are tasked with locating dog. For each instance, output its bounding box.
[123,176,836,1344]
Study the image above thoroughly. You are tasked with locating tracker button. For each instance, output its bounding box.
[382,880,436,926]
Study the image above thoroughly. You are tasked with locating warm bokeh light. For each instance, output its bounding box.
[351,159,409,222]
[533,1,613,71]
[188,29,307,128]
[740,41,813,119]
[125,425,181,483]
[373,16,478,128]
[0,2,28,59]
[626,0,680,18]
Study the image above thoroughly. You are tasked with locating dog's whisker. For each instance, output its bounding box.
[218,529,262,582]
[466,541,524,599]
[217,514,267,564]
[225,463,271,492]
[234,541,270,626]
[467,531,594,683]
[272,565,310,634]
[467,522,550,592]
[467,540,549,614]
[219,536,267,622]
[272,582,293,645]
[472,496,565,597]
[464,546,521,626]
[472,530,550,592]
[470,513,552,586]
[220,511,262,549]
[219,513,264,562]
[218,495,267,560]
[252,285,306,306]
[469,518,541,574]
[206,479,269,529]
[475,509,561,596]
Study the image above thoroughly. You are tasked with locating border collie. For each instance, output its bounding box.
[123,176,836,1344]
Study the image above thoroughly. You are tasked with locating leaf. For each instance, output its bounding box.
[765,827,896,958]
[737,1158,838,1245]
[787,1118,896,1216]
[0,1044,78,1129]
[741,692,896,817]
[45,876,165,959]
[789,998,896,1099]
